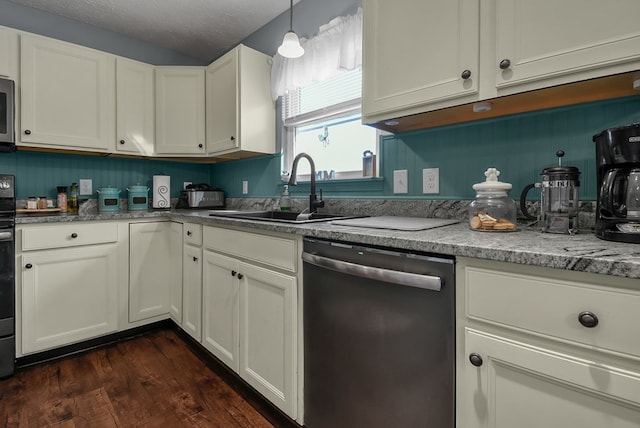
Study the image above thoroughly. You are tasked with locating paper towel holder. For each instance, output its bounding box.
[152,175,171,209]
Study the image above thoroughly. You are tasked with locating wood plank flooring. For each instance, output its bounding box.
[0,329,278,427]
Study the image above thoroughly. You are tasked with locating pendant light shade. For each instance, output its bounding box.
[278,0,304,58]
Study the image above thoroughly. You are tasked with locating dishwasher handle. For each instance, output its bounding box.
[302,252,442,292]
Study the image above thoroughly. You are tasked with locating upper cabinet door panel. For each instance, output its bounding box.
[116,58,155,155]
[0,26,18,79]
[20,34,115,152]
[495,0,640,91]
[206,48,239,154]
[155,67,205,155]
[362,0,480,120]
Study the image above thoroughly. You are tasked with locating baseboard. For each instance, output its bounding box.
[15,319,174,368]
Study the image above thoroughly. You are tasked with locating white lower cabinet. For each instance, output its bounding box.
[202,226,298,419]
[129,222,173,322]
[18,222,120,355]
[169,222,183,323]
[182,222,203,341]
[457,257,640,428]
[463,329,640,428]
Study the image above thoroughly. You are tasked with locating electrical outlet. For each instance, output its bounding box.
[393,170,408,194]
[183,181,192,190]
[423,168,440,194]
[242,180,248,194]
[79,179,92,195]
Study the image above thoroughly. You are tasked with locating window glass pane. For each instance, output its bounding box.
[293,113,377,176]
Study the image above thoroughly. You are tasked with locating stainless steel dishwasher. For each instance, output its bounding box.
[302,237,455,428]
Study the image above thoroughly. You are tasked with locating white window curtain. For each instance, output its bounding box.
[271,7,363,101]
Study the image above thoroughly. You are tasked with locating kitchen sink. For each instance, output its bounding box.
[209,209,362,224]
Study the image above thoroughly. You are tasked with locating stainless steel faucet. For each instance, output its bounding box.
[288,153,325,213]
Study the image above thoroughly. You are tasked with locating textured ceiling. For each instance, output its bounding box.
[10,0,300,61]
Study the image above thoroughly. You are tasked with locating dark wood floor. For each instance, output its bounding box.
[0,329,277,427]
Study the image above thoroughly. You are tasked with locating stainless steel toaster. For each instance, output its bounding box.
[177,184,225,209]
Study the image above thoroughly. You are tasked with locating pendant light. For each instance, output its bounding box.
[278,0,304,58]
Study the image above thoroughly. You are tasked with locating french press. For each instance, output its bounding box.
[520,150,581,234]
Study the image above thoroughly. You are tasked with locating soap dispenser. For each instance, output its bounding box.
[280,185,291,211]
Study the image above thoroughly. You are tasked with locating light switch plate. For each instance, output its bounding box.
[393,170,408,194]
[79,179,92,195]
[423,168,439,194]
[242,180,248,194]
[183,181,192,190]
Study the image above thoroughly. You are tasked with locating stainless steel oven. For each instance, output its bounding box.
[302,237,455,428]
[0,174,15,378]
[0,77,16,151]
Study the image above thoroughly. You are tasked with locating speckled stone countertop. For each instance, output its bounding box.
[16,202,640,280]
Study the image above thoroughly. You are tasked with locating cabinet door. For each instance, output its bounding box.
[21,245,118,354]
[461,329,640,428]
[362,0,479,122]
[239,261,297,418]
[169,222,183,323]
[155,67,205,155]
[495,0,640,94]
[20,34,115,151]
[0,26,18,79]
[116,58,155,155]
[206,48,238,154]
[129,222,172,322]
[182,244,202,341]
[202,250,239,370]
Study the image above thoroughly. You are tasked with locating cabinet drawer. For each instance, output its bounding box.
[22,222,119,251]
[203,227,297,272]
[183,222,202,246]
[464,266,640,358]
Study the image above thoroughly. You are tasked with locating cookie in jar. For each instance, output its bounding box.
[469,168,518,232]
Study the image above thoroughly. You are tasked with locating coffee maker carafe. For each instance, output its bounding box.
[594,123,640,243]
[520,150,581,234]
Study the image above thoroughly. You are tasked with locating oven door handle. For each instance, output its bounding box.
[0,230,13,241]
[302,252,442,292]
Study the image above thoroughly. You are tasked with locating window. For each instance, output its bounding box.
[282,68,378,180]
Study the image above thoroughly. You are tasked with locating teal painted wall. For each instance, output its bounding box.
[3,96,638,201]
[0,151,210,199]
[211,96,640,201]
[380,96,640,201]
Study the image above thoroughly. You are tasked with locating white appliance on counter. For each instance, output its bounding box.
[152,175,170,209]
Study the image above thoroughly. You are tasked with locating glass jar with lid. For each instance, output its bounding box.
[469,168,518,232]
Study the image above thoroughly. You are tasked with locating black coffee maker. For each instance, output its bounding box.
[593,123,640,243]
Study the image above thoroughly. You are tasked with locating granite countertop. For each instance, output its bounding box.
[16,208,640,280]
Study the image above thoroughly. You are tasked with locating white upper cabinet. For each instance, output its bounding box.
[116,58,155,155]
[494,0,640,95]
[362,0,640,127]
[362,0,480,123]
[206,44,275,157]
[0,26,18,79]
[155,67,206,155]
[20,34,115,152]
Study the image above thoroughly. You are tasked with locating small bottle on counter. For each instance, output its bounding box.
[57,186,67,213]
[280,185,291,211]
[67,182,79,214]
[37,196,47,210]
[26,196,38,210]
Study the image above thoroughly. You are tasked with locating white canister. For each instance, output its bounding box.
[152,175,171,209]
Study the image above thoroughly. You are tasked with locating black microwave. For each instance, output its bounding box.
[0,77,16,152]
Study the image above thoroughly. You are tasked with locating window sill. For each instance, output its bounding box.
[284,177,384,196]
